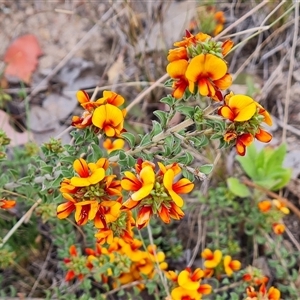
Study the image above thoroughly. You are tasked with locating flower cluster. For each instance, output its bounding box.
[219,92,273,156]
[166,267,212,300]
[258,199,289,235]
[242,266,280,300]
[166,30,233,100]
[63,238,167,290]
[245,284,280,300]
[121,159,194,229]
[72,90,126,137]
[201,248,241,278]
[57,158,134,244]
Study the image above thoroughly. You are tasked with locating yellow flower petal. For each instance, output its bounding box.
[88,168,105,184]
[177,270,200,290]
[166,59,188,78]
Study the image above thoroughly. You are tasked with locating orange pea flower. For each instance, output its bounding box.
[246,284,280,300]
[236,133,254,156]
[173,30,211,48]
[122,160,194,229]
[177,268,204,290]
[258,200,272,212]
[219,94,257,122]
[70,158,105,187]
[223,255,241,276]
[272,199,289,214]
[72,90,126,136]
[121,165,155,201]
[162,168,194,207]
[213,11,225,36]
[272,223,285,235]
[103,138,125,153]
[167,47,188,62]
[136,206,153,229]
[166,59,189,99]
[92,103,126,137]
[185,53,232,100]
[201,248,222,269]
[0,199,16,210]
[171,287,202,300]
[74,200,98,226]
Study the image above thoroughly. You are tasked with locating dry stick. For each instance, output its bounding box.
[126,73,169,112]
[187,209,202,268]
[282,2,299,143]
[0,199,42,248]
[147,225,171,298]
[28,243,53,297]
[284,226,300,252]
[242,178,300,220]
[215,0,269,39]
[103,280,147,296]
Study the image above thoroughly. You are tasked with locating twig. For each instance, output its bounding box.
[0,199,42,248]
[147,225,171,298]
[187,209,202,268]
[216,0,269,39]
[103,280,147,296]
[282,2,299,142]
[28,243,53,297]
[20,5,117,106]
[126,73,169,112]
[242,178,300,219]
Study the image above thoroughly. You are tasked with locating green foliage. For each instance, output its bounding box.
[236,144,292,190]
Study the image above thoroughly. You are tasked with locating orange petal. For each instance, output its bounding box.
[173,178,194,194]
[166,59,188,78]
[121,172,141,191]
[76,90,89,104]
[255,128,272,143]
[213,73,232,90]
[103,90,125,107]
[185,54,206,82]
[218,105,234,121]
[204,54,227,80]
[131,166,155,201]
[57,201,75,219]
[73,158,89,177]
[0,199,16,209]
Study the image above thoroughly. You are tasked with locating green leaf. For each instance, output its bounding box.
[182,169,195,182]
[90,143,103,161]
[236,144,258,179]
[126,154,136,168]
[175,105,195,118]
[139,134,151,147]
[153,110,168,128]
[227,177,250,197]
[270,168,292,190]
[265,144,286,172]
[160,94,175,106]
[118,150,126,160]
[121,132,136,148]
[150,120,163,137]
[175,152,194,165]
[199,164,213,175]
